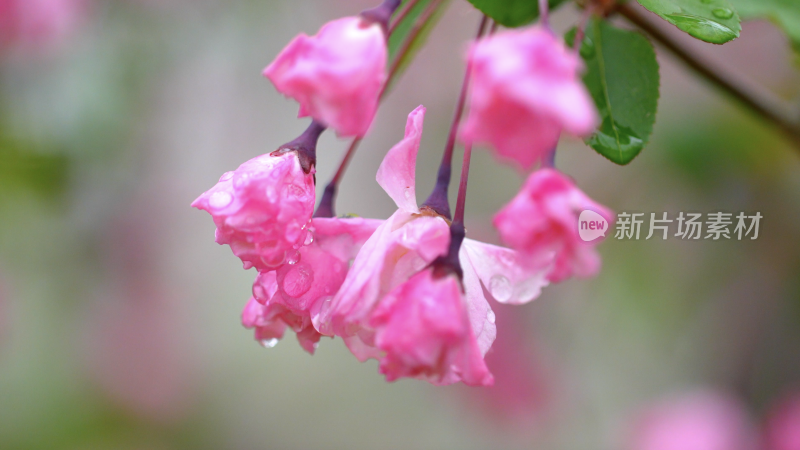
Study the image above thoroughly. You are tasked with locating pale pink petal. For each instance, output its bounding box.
[327,210,449,336]
[462,238,551,305]
[459,249,496,356]
[376,105,425,213]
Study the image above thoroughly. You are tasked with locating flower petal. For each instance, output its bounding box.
[376,105,426,214]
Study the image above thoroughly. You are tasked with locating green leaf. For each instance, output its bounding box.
[464,0,568,28]
[637,0,741,44]
[728,0,800,51]
[568,19,660,165]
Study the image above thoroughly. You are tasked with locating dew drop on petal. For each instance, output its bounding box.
[260,248,285,269]
[209,191,233,209]
[312,297,333,335]
[285,250,300,265]
[487,310,496,324]
[404,188,412,200]
[233,173,250,190]
[304,232,314,246]
[282,263,313,298]
[489,275,512,302]
[253,283,269,303]
[219,171,234,182]
[259,338,279,348]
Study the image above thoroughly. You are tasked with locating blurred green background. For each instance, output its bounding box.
[1,0,799,449]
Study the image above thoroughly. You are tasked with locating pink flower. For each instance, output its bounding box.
[323,105,551,385]
[494,168,613,283]
[764,392,800,450]
[460,26,597,170]
[369,268,493,386]
[242,216,381,353]
[263,16,387,137]
[192,151,316,272]
[627,390,758,450]
[0,0,86,50]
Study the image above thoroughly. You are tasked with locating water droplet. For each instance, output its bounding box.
[260,248,285,269]
[233,173,250,190]
[303,232,314,246]
[489,275,512,302]
[711,7,733,19]
[403,188,412,200]
[578,36,595,59]
[587,116,645,161]
[259,338,279,348]
[664,13,737,44]
[253,282,270,303]
[311,297,333,334]
[208,191,233,209]
[487,310,496,324]
[285,250,300,265]
[285,223,302,243]
[219,171,234,182]
[282,263,313,298]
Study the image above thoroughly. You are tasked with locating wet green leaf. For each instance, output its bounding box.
[728,0,800,51]
[637,0,741,44]
[464,0,568,28]
[568,19,660,165]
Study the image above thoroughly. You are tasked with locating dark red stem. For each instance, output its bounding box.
[421,14,489,219]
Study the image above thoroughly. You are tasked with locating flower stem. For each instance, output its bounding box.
[273,120,326,174]
[315,0,446,217]
[539,0,549,28]
[453,143,472,225]
[541,146,556,168]
[572,4,594,53]
[617,3,800,151]
[361,0,403,31]
[430,143,471,280]
[421,14,489,219]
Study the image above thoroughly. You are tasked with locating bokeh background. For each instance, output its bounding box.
[1,0,799,449]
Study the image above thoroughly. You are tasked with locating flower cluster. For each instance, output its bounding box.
[193,0,614,386]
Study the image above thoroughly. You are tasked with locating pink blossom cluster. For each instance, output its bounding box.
[193,2,613,386]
